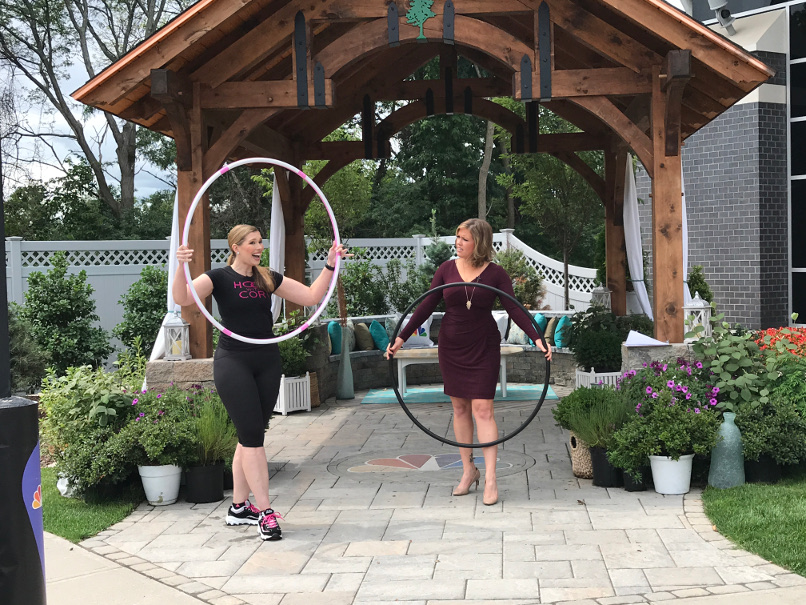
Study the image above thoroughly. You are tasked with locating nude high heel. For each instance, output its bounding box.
[483,482,498,506]
[452,466,480,496]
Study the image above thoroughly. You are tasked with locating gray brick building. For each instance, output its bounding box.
[635,5,794,329]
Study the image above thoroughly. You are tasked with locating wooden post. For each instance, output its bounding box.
[651,66,684,342]
[278,167,307,316]
[177,83,213,358]
[604,148,627,316]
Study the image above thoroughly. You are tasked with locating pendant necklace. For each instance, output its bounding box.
[462,261,479,310]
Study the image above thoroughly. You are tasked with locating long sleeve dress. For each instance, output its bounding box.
[400,260,542,399]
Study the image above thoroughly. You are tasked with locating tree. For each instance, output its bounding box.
[406,0,436,40]
[0,0,192,217]
[498,107,604,309]
[20,250,112,374]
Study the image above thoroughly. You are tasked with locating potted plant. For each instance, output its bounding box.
[552,389,595,480]
[121,387,197,505]
[569,306,653,387]
[185,387,238,503]
[275,310,315,414]
[609,358,721,494]
[734,395,806,483]
[566,387,633,488]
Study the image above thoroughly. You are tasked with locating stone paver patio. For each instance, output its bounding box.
[79,385,806,605]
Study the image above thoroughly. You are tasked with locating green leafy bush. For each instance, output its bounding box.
[494,248,544,309]
[20,251,112,375]
[384,258,429,314]
[552,386,631,449]
[8,303,50,393]
[275,310,315,376]
[187,387,237,466]
[113,265,169,350]
[735,396,806,465]
[687,265,714,303]
[569,306,653,372]
[327,249,388,316]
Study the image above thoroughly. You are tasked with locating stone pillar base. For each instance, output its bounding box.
[146,358,214,393]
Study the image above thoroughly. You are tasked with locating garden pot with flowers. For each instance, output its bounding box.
[121,388,197,505]
[610,359,721,494]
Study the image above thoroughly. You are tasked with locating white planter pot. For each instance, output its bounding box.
[138,464,182,506]
[575,367,622,389]
[274,372,311,415]
[649,454,694,495]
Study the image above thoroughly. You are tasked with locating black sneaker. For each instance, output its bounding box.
[226,500,260,526]
[258,508,283,541]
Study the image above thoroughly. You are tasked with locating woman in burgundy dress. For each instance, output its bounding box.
[386,218,551,505]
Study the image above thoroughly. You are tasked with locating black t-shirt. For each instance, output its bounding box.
[205,266,284,350]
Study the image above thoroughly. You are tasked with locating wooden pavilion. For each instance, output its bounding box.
[73,0,774,357]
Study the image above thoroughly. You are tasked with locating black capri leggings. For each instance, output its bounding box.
[213,344,282,448]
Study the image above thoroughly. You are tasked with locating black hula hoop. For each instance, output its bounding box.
[388,282,551,448]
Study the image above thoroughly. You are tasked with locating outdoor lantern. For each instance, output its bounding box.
[164,311,191,361]
[591,284,611,310]
[684,292,712,341]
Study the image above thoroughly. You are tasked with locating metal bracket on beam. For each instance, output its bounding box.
[294,11,309,107]
[314,62,326,107]
[526,101,538,153]
[362,95,374,159]
[661,50,691,157]
[444,0,455,44]
[538,2,552,101]
[444,67,454,115]
[520,55,533,101]
[515,124,525,154]
[426,88,435,116]
[388,2,400,47]
[464,86,473,115]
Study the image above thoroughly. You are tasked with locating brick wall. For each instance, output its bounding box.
[636,99,788,329]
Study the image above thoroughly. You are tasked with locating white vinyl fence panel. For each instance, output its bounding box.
[6,231,599,337]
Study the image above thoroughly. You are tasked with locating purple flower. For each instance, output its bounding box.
[646,386,653,394]
[652,392,659,398]
[712,387,720,394]
[667,380,675,388]
[710,398,717,406]
[694,408,701,414]
[139,412,145,417]
[696,361,703,369]
[157,394,162,399]
[685,393,692,400]
[135,417,141,422]
[662,364,667,371]
[158,410,164,416]
[681,386,688,393]
[131,398,138,405]
[636,404,642,412]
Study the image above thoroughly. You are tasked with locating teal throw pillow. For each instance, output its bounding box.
[553,315,572,348]
[534,312,548,332]
[327,321,342,355]
[369,320,390,352]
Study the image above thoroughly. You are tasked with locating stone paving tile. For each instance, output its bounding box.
[599,544,675,569]
[364,554,437,580]
[504,560,573,579]
[406,538,503,556]
[355,578,466,600]
[279,592,357,605]
[233,594,283,605]
[466,578,539,599]
[643,566,723,587]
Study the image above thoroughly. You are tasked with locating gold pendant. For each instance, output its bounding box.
[466,300,472,310]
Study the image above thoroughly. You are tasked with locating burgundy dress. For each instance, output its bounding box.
[400,260,542,399]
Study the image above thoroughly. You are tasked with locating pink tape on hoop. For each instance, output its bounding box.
[220,165,231,175]
[223,329,233,336]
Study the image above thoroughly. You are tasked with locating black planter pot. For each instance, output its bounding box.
[185,464,225,503]
[223,467,234,491]
[590,446,623,488]
[744,455,782,484]
[623,467,647,492]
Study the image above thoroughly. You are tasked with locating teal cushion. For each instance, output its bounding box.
[534,313,548,332]
[369,320,390,352]
[328,321,342,355]
[553,315,572,348]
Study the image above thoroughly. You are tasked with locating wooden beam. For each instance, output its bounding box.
[203,108,281,176]
[150,69,194,170]
[651,65,684,343]
[544,0,659,73]
[661,50,691,157]
[514,67,652,99]
[554,151,605,200]
[300,157,353,206]
[376,77,509,100]
[569,96,654,179]
[199,80,335,109]
[604,149,628,316]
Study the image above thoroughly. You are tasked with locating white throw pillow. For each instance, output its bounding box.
[492,310,509,343]
[400,313,434,348]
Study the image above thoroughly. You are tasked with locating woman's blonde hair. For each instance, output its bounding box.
[457,218,495,267]
[227,224,275,294]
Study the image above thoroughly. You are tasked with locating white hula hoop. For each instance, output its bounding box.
[181,157,340,345]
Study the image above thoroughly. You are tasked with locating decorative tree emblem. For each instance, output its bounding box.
[407,0,436,40]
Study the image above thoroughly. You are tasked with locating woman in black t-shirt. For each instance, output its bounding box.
[173,224,347,541]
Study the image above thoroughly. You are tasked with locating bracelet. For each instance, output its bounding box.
[324,262,335,271]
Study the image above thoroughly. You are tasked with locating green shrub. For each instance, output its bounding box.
[553,386,607,431]
[8,303,50,393]
[327,249,388,316]
[569,306,653,372]
[190,388,238,466]
[494,248,544,309]
[384,258,429,314]
[275,310,316,376]
[568,388,633,449]
[20,251,112,375]
[114,265,169,350]
[687,265,713,303]
[735,396,806,465]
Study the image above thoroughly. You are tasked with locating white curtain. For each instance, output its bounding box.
[681,160,692,304]
[269,173,285,322]
[623,155,653,319]
[148,191,182,364]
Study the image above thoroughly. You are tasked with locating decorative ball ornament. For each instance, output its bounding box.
[164,311,191,361]
[181,157,340,344]
[388,282,551,448]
